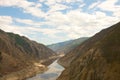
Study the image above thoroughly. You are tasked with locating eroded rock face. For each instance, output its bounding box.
[57,22,120,80]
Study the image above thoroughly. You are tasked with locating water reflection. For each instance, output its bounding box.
[27,60,64,80]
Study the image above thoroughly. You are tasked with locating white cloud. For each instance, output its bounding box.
[98,0,119,11]
[79,3,86,8]
[37,9,119,39]
[0,16,13,25]
[27,27,59,36]
[35,3,42,8]
[45,12,69,26]
[0,0,45,18]
[97,0,120,18]
[0,25,26,36]
[0,16,27,36]
[0,15,62,40]
[23,6,46,18]
[89,1,101,9]
[15,18,34,24]
[1,9,119,40]
[113,10,120,17]
[48,3,68,12]
[15,18,44,26]
[44,0,84,12]
[0,0,19,6]
[44,0,83,5]
[65,0,83,3]
[0,0,120,44]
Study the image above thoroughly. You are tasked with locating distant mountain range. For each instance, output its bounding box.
[0,29,57,79]
[48,37,88,54]
[57,22,120,80]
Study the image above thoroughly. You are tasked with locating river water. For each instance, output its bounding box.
[27,60,64,80]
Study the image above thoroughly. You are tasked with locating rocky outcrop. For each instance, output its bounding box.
[57,22,120,80]
[0,29,57,79]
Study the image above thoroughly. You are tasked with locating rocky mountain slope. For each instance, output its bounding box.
[0,29,57,79]
[57,22,120,80]
[48,37,88,54]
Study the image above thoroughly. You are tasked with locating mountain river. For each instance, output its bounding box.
[27,60,64,80]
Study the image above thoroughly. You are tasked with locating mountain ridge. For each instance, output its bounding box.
[0,29,57,79]
[57,22,120,80]
[48,37,88,54]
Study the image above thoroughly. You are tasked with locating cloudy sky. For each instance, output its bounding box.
[0,0,120,45]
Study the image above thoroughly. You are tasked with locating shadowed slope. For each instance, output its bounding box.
[0,29,56,76]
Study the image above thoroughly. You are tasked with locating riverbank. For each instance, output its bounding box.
[0,63,47,80]
[0,54,62,80]
[0,56,59,80]
[27,60,64,80]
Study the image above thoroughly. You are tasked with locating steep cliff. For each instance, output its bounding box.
[57,22,120,80]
